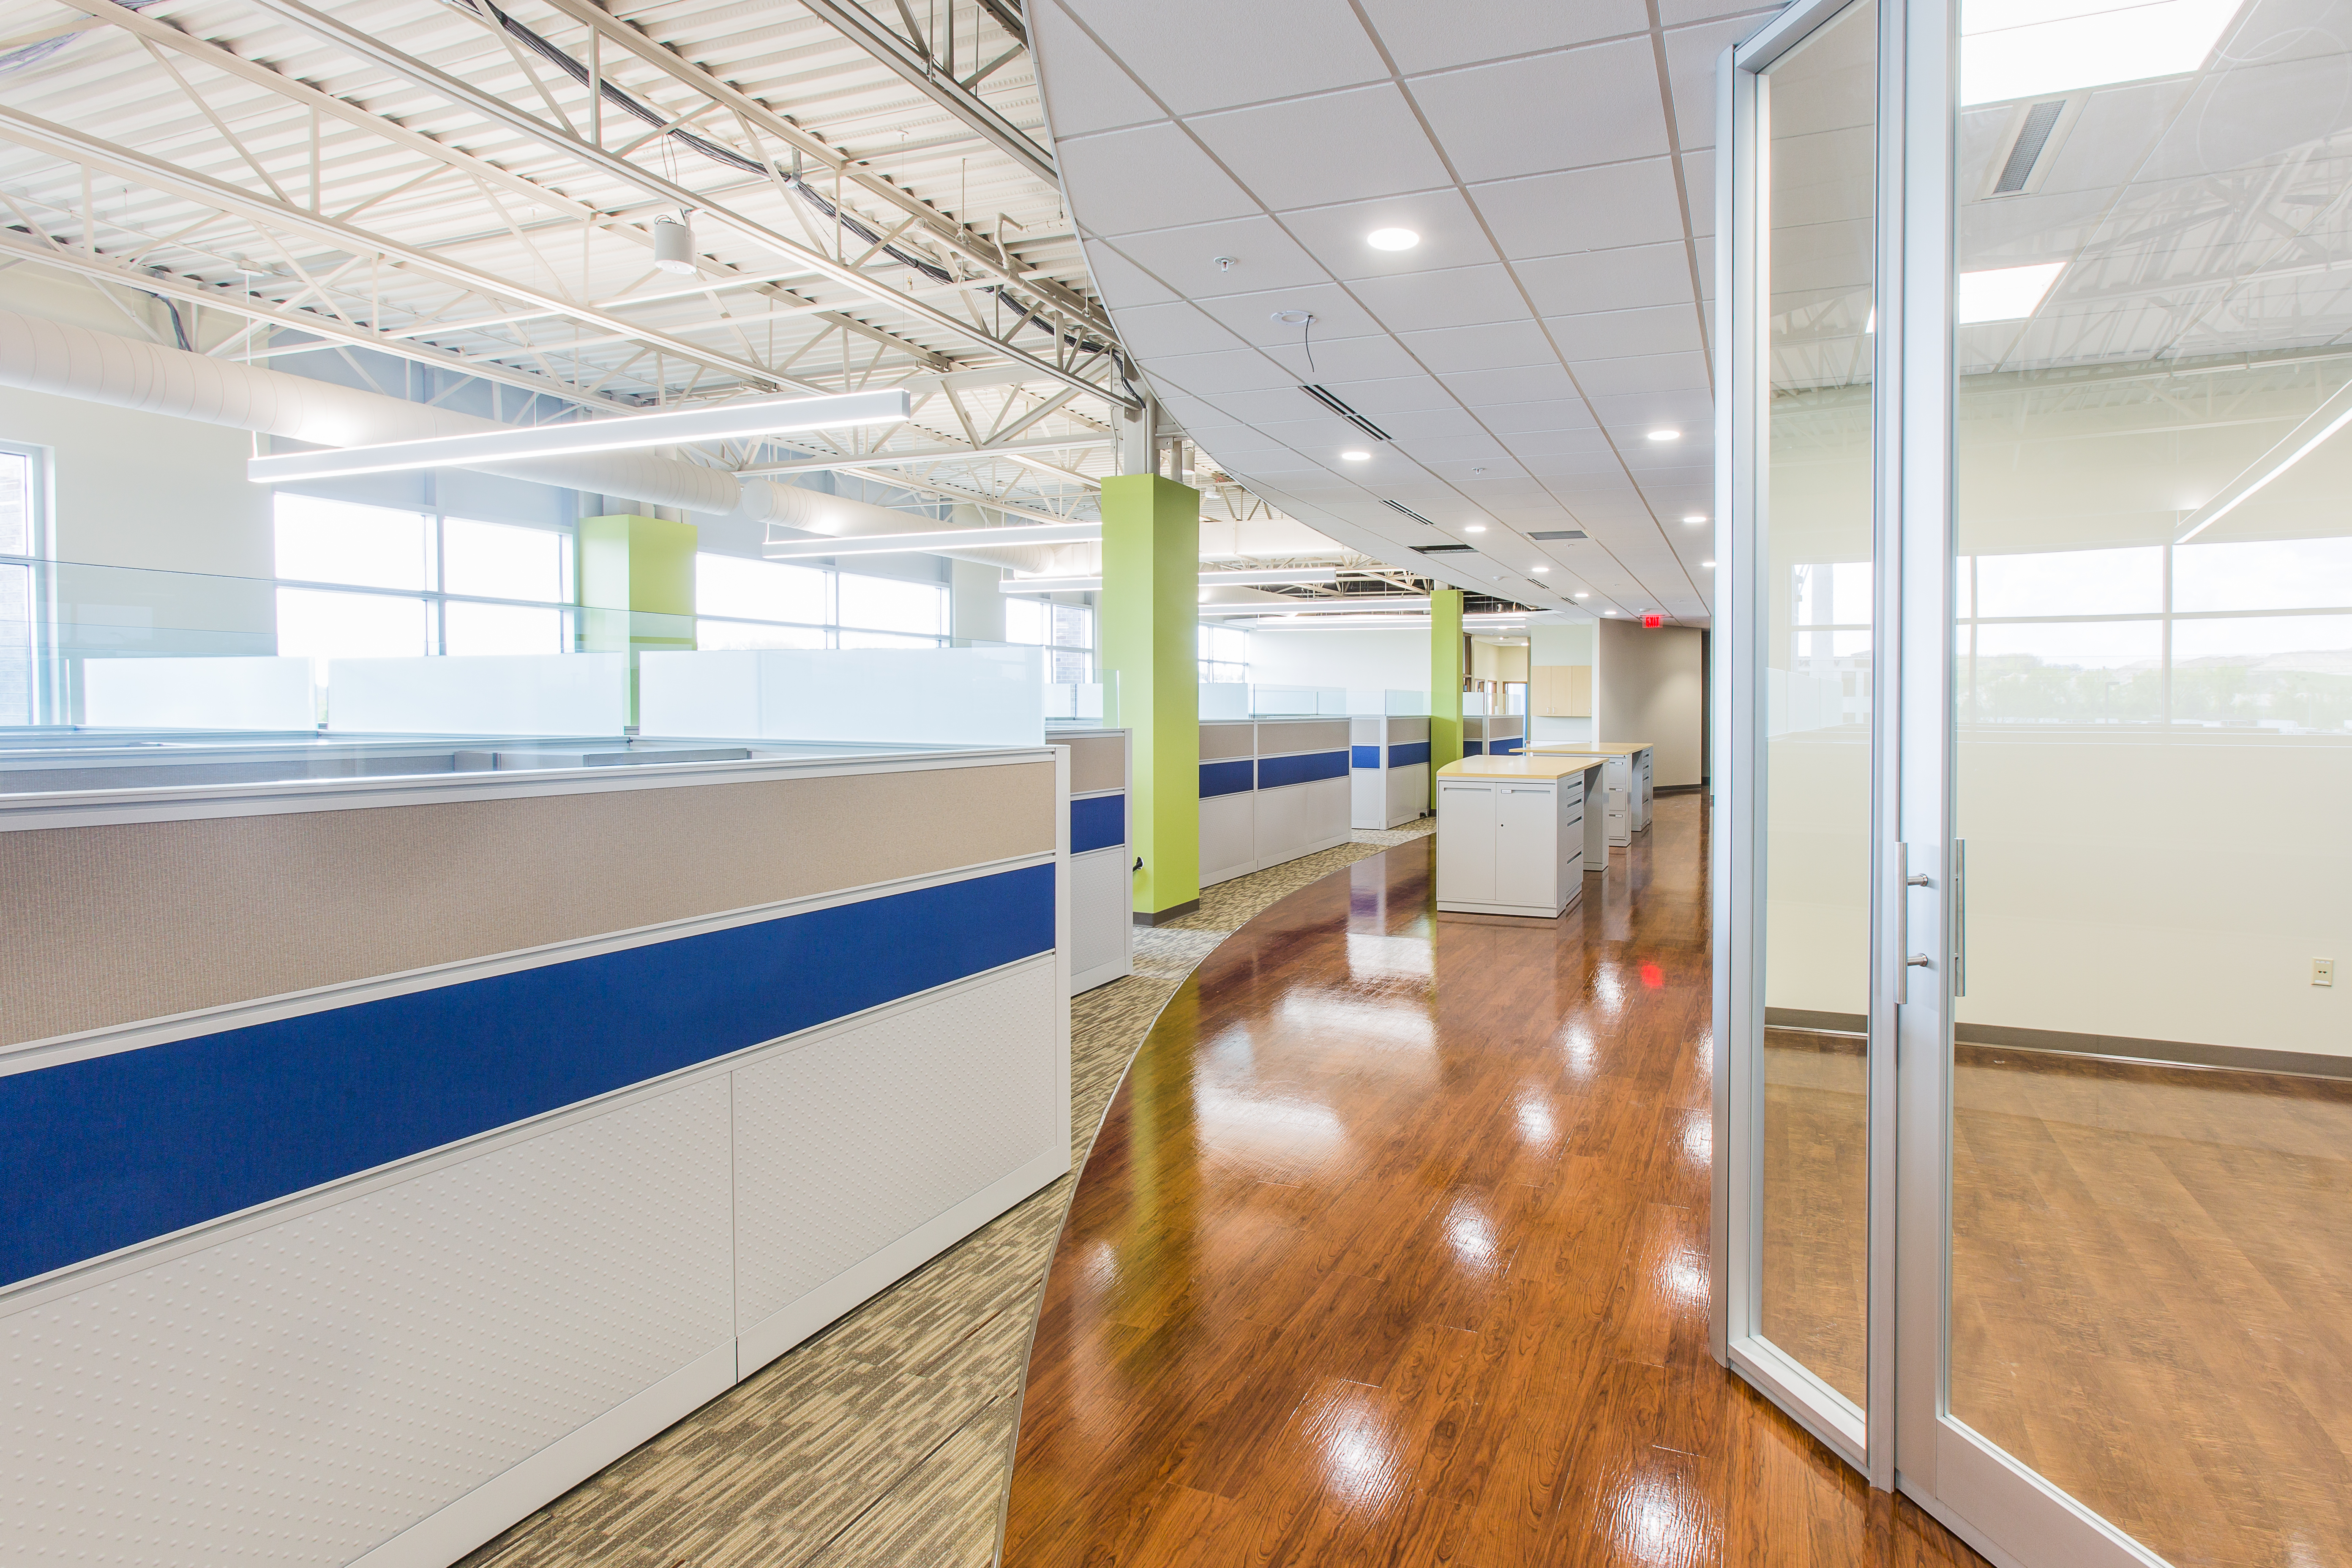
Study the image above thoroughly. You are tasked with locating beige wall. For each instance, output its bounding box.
[1598,618,1705,788]
[1470,638,1528,682]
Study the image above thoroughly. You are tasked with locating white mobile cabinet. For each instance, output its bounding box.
[1350,715,1430,829]
[1433,755,1606,919]
[1525,742,1652,847]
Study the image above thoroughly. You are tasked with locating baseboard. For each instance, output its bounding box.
[1761,1009,2352,1082]
[1070,957,1131,994]
[1133,898,1203,925]
[736,1140,1070,1375]
[347,1339,737,1568]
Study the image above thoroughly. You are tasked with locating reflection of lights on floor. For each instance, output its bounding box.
[1345,932,1432,982]
[1516,1095,1557,1147]
[1594,967,1624,1012]
[1276,993,1434,1053]
[1660,1246,1707,1307]
[1082,1239,1118,1292]
[1639,961,1664,988]
[1191,1082,1346,1159]
[1560,1027,1597,1080]
[1302,1382,1402,1512]
[1681,1111,1711,1165]
[1444,1196,1497,1268]
[1604,1462,1707,1565]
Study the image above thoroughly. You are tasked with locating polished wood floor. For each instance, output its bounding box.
[1001,799,1985,1567]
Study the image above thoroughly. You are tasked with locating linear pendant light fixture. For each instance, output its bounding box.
[767,522,1101,559]
[1000,568,1342,594]
[247,389,911,483]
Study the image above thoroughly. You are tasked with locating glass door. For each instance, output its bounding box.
[1895,0,2352,1564]
[1720,0,1887,1475]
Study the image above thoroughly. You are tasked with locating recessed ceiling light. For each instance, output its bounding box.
[1700,560,1716,569]
[1683,514,1707,524]
[1602,608,1618,615]
[1962,0,2239,106]
[1958,262,2065,324]
[1366,227,1420,251]
[1340,449,1370,461]
[1531,565,1550,573]
[1464,524,1486,533]
[1647,429,1681,442]
[1574,592,1590,599]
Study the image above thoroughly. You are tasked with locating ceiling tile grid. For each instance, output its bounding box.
[1032,0,1788,625]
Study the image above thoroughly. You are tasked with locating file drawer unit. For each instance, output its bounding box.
[1199,718,1351,887]
[1525,741,1653,848]
[1349,715,1430,830]
[1433,755,1607,919]
[1460,713,1526,757]
[1055,728,1133,994]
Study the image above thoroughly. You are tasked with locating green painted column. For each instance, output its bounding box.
[1098,473,1200,925]
[1429,587,1465,802]
[578,513,697,725]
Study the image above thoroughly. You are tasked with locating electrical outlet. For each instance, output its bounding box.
[2315,957,2336,988]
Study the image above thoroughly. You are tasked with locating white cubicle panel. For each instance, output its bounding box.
[640,646,1045,747]
[1462,713,1525,756]
[82,656,317,731]
[1350,715,1430,829]
[1058,728,1132,994]
[1200,718,1351,887]
[0,747,1070,1568]
[1347,688,1427,716]
[327,653,627,736]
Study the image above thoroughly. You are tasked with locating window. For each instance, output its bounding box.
[1006,597,1094,682]
[1198,623,1249,684]
[0,443,39,723]
[693,552,947,649]
[272,495,573,661]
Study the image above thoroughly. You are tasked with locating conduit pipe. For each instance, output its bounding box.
[0,305,1092,573]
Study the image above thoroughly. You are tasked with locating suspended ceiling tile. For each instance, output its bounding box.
[1059,0,1390,117]
[1350,263,1533,335]
[1142,346,1299,398]
[1359,0,1651,74]
[1030,3,1165,138]
[1297,374,1459,417]
[1440,363,1585,404]
[1546,303,1707,361]
[1108,300,1249,358]
[1081,239,1181,306]
[1408,39,1671,183]
[1107,217,1330,298]
[1501,425,1613,458]
[1190,85,1455,210]
[1395,319,1558,373]
[1484,398,1608,434]
[1571,351,1712,397]
[1470,159,1688,260]
[1277,189,1503,282]
[1378,407,1495,441]
[1257,333,1427,383]
[1201,386,1342,425]
[1192,281,1389,346]
[1683,151,1719,237]
[1519,243,1697,315]
[1058,123,1259,235]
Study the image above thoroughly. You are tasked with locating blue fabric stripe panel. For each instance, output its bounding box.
[1351,744,1381,770]
[1490,736,1523,755]
[1387,741,1430,767]
[1070,792,1125,854]
[1256,750,1348,790]
[1463,740,1485,755]
[1200,758,1255,798]
[1,864,1055,1290]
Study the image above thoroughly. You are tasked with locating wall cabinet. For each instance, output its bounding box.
[1531,663,1593,718]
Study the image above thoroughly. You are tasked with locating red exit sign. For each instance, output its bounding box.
[1642,614,1664,629]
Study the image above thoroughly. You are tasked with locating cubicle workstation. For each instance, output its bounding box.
[1432,753,1607,919]
[1460,713,1526,756]
[1350,714,1431,830]
[1526,741,1653,847]
[1200,717,1352,887]
[0,736,1073,1568]
[0,734,762,794]
[1052,727,1134,994]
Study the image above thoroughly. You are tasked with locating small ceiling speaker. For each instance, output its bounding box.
[652,214,696,275]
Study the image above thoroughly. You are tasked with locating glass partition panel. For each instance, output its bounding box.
[1948,2,2352,1562]
[1754,0,1879,1421]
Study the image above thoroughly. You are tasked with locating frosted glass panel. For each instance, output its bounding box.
[638,646,1045,746]
[83,656,317,731]
[327,653,625,734]
[276,587,431,659]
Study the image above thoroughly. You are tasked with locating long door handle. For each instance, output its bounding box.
[1953,838,1967,998]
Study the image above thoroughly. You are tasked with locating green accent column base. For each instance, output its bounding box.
[1430,588,1464,804]
[578,514,697,725]
[1098,473,1200,921]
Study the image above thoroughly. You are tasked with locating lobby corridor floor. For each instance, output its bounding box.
[1001,798,1984,1567]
